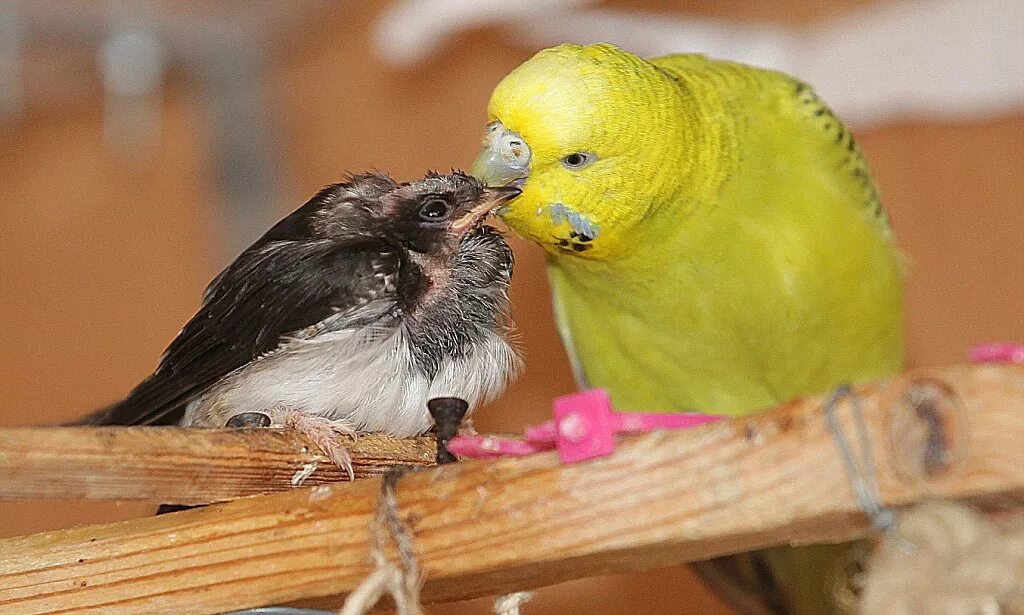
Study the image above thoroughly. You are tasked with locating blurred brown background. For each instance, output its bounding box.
[0,1,1020,613]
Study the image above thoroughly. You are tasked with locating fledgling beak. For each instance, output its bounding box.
[472,121,531,187]
[451,185,522,233]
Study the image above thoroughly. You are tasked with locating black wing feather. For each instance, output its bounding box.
[100,236,400,426]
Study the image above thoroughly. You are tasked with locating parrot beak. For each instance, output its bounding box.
[451,185,522,233]
[472,121,531,188]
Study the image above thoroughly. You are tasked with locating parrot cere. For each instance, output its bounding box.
[75,171,522,475]
[473,43,903,614]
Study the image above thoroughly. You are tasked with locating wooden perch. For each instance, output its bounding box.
[0,364,1021,615]
[0,428,436,504]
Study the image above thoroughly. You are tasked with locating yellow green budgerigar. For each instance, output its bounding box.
[472,43,903,613]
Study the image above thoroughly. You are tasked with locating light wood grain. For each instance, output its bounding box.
[0,364,1021,615]
[0,428,437,504]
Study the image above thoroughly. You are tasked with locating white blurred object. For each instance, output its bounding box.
[375,0,588,66]
[375,0,1024,128]
[99,24,166,152]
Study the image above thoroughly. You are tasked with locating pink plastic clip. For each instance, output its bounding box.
[445,434,551,458]
[549,389,618,462]
[541,390,723,463]
[447,389,723,464]
[969,343,1024,364]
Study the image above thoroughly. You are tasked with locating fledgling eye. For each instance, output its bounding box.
[562,152,596,169]
[418,197,452,221]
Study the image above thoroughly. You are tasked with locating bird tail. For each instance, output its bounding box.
[63,402,122,426]
[63,395,185,426]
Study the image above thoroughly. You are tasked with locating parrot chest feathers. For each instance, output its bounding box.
[549,212,903,416]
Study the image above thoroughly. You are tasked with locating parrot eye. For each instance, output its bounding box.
[562,152,596,170]
[418,197,452,222]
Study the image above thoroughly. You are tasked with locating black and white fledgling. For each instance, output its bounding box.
[78,172,522,477]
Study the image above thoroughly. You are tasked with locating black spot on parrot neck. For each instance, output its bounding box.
[554,233,593,253]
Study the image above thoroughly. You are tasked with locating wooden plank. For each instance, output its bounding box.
[0,364,1021,615]
[0,428,437,504]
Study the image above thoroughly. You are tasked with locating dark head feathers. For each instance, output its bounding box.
[313,170,478,217]
[308,171,504,254]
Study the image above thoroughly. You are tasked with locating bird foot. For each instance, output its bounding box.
[284,412,358,481]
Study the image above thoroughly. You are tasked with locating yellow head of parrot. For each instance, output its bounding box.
[472,43,694,260]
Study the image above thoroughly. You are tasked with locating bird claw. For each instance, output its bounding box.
[285,412,357,481]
